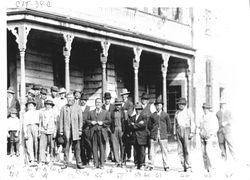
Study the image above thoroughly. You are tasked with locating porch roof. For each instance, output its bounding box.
[7,8,196,59]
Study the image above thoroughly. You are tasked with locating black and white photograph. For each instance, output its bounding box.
[1,0,250,179]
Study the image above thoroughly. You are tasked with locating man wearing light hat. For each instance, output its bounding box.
[59,93,84,169]
[199,103,219,175]
[23,99,40,166]
[7,87,20,117]
[174,97,195,172]
[120,88,134,162]
[58,88,67,112]
[216,100,235,161]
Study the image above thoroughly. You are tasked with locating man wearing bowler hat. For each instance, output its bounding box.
[148,97,171,171]
[102,92,115,162]
[120,88,134,162]
[174,97,195,172]
[216,100,235,161]
[59,93,84,169]
[199,103,219,175]
[7,87,20,117]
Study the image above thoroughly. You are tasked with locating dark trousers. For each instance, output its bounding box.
[134,141,146,168]
[123,143,132,162]
[80,135,92,165]
[111,128,123,163]
[64,130,81,165]
[92,130,105,167]
[8,131,20,155]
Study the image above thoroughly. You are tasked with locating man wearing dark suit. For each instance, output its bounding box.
[32,85,43,110]
[87,98,111,169]
[110,98,125,167]
[7,87,20,117]
[148,97,171,171]
[139,93,155,167]
[59,93,84,169]
[120,88,134,162]
[80,94,92,165]
[102,92,115,162]
[128,102,148,170]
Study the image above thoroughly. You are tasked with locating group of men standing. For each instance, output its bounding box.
[6,85,235,174]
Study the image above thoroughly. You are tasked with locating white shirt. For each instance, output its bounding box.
[175,107,195,133]
[104,104,110,111]
[7,116,20,131]
[24,110,40,126]
[81,105,87,112]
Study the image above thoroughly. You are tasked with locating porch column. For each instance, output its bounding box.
[100,41,110,98]
[187,58,194,109]
[133,47,142,103]
[63,34,74,92]
[161,53,170,112]
[8,25,31,163]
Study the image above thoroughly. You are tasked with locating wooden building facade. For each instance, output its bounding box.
[7,8,196,127]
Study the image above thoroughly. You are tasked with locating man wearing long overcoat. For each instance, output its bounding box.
[87,98,111,169]
[59,93,84,169]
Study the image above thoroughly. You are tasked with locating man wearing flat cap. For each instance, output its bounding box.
[127,102,149,170]
[174,97,195,172]
[7,87,20,117]
[216,100,235,161]
[148,97,171,171]
[120,88,134,162]
[73,89,82,105]
[110,98,125,167]
[102,92,115,162]
[199,103,220,175]
[59,93,84,169]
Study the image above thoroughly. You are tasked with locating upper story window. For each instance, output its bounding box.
[204,9,212,35]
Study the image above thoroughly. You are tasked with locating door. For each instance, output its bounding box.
[167,85,182,135]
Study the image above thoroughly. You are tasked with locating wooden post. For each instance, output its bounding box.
[187,58,193,109]
[8,25,31,164]
[63,34,74,92]
[100,41,110,98]
[133,47,142,103]
[161,53,170,112]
